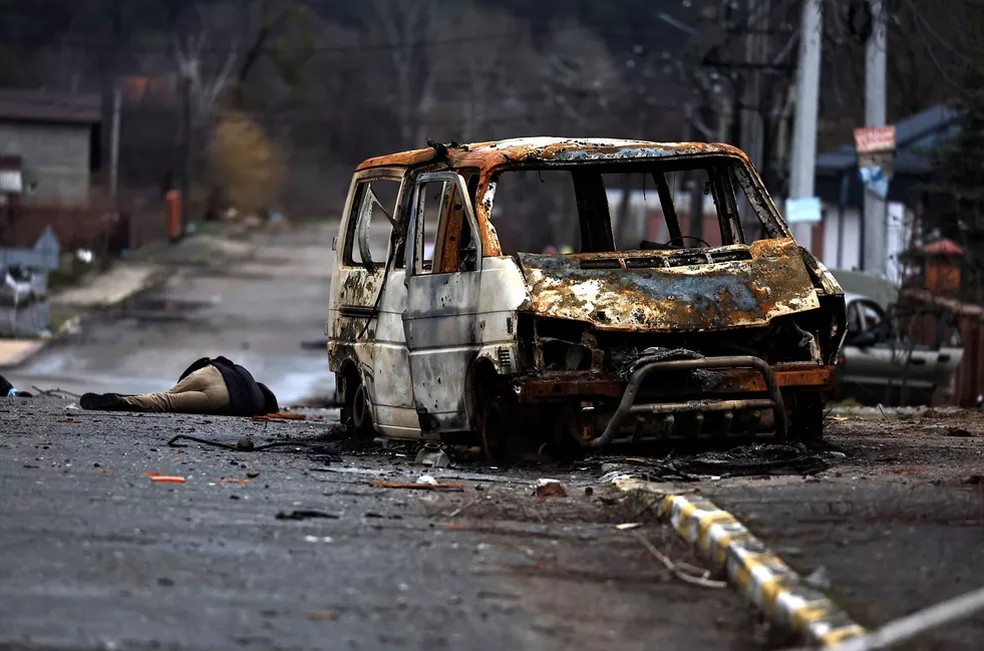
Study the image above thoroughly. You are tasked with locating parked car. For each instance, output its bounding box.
[837,292,963,405]
[327,138,846,459]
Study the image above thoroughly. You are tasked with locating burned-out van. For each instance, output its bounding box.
[327,138,846,459]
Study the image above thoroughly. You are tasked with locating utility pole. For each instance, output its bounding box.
[739,0,766,171]
[109,85,121,200]
[180,74,192,237]
[107,0,122,206]
[788,0,823,249]
[738,0,769,238]
[862,0,888,275]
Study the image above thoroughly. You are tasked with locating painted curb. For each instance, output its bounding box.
[617,479,865,647]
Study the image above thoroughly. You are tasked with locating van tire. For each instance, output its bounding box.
[788,393,825,441]
[342,372,375,439]
[479,393,519,463]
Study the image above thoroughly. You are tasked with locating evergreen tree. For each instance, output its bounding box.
[926,3,984,299]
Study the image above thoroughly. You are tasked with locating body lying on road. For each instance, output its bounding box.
[78,356,279,416]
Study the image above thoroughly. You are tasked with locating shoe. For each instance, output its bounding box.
[80,393,129,411]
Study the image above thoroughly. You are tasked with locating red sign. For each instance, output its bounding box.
[854,126,896,154]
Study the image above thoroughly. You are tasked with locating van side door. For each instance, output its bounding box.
[402,171,483,433]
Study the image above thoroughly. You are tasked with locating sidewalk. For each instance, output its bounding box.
[0,339,46,368]
[52,264,166,309]
[0,225,264,369]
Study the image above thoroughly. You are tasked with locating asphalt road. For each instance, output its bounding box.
[701,414,984,650]
[4,401,984,650]
[0,399,760,651]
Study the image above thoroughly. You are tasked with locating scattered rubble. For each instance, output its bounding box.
[534,479,567,498]
[371,479,464,492]
[275,510,339,521]
[414,443,450,468]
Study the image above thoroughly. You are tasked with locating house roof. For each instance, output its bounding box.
[0,89,102,124]
[922,238,965,256]
[816,104,961,177]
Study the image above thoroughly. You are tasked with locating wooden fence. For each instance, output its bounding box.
[905,289,984,407]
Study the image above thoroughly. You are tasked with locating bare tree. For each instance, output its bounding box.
[364,0,449,149]
[422,3,540,141]
[539,21,623,135]
[172,4,239,129]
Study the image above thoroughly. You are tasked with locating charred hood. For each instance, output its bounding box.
[517,238,821,331]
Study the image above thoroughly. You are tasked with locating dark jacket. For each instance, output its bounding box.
[178,356,279,416]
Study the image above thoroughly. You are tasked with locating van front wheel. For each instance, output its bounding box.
[788,392,825,441]
[479,393,519,463]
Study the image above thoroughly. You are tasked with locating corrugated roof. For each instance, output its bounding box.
[0,88,102,124]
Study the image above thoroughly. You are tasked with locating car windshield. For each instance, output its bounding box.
[487,157,782,255]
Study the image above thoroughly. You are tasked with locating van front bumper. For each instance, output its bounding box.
[519,359,836,447]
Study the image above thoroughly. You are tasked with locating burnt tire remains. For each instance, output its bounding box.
[479,393,520,463]
[787,392,825,441]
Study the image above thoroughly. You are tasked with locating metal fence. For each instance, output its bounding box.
[0,225,59,337]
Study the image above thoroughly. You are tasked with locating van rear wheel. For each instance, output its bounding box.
[342,373,375,439]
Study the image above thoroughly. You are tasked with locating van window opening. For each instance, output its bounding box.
[488,159,774,255]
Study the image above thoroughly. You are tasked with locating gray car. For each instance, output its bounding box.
[837,292,963,405]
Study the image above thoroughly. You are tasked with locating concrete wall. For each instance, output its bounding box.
[822,205,862,271]
[821,201,913,283]
[0,121,91,206]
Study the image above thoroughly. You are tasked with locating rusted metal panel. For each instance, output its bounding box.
[517,238,820,332]
[719,364,835,391]
[522,374,624,401]
[355,138,750,174]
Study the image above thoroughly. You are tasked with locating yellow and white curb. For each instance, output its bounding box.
[615,478,865,647]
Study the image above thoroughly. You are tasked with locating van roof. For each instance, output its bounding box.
[355,137,748,173]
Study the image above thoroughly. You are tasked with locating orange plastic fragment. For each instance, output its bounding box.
[251,412,306,421]
[150,476,186,483]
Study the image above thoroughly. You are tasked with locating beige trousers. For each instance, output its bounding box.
[124,365,231,413]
